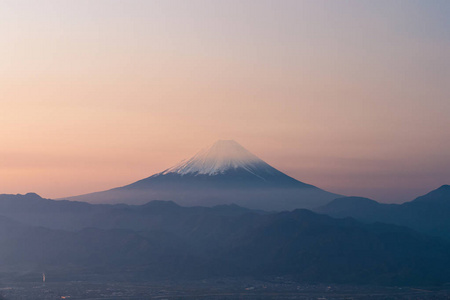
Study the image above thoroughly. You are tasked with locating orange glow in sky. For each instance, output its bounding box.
[1,1,449,202]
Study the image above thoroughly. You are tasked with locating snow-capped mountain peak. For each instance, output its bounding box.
[162,140,270,176]
[64,139,342,210]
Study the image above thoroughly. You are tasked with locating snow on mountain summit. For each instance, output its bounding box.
[162,140,273,176]
[64,139,342,210]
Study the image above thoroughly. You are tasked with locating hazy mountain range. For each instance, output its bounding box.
[1,188,450,285]
[317,184,450,239]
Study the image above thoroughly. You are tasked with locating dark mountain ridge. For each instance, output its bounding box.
[1,192,450,285]
[0,193,260,232]
[317,185,450,239]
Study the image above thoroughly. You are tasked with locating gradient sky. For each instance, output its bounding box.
[1,0,449,203]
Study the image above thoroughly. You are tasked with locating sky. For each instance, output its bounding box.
[1,0,449,203]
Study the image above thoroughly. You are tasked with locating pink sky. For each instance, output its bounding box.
[1,1,449,203]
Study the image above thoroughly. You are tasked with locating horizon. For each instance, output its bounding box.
[2,1,450,203]
[4,138,448,205]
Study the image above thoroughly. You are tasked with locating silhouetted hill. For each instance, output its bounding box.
[0,194,450,285]
[0,193,261,232]
[218,210,450,285]
[316,196,390,219]
[408,185,450,204]
[316,185,450,239]
[0,215,198,279]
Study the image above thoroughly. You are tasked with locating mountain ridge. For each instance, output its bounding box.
[1,193,450,285]
[316,185,450,239]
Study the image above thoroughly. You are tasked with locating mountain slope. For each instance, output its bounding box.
[0,193,261,232]
[64,140,341,211]
[0,197,449,285]
[162,139,276,177]
[316,185,450,239]
[218,210,450,285]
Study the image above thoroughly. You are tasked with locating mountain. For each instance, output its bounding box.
[0,193,262,232]
[0,214,195,280]
[64,140,341,211]
[316,185,450,239]
[0,194,450,285]
[218,209,450,285]
[315,196,395,220]
[409,184,450,204]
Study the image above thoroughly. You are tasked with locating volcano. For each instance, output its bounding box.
[64,140,341,211]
